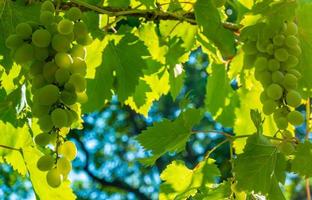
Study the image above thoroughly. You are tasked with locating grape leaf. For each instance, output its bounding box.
[291,141,312,177]
[192,181,231,200]
[233,134,286,199]
[194,0,235,58]
[136,109,202,165]
[169,64,185,100]
[137,0,156,8]
[107,0,130,8]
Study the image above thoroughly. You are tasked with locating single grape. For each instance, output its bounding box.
[68,57,87,75]
[254,57,267,71]
[14,43,34,63]
[287,110,304,126]
[70,45,86,59]
[274,106,289,120]
[57,157,72,177]
[287,69,302,79]
[260,91,269,104]
[285,35,299,48]
[273,34,285,46]
[32,103,50,118]
[57,19,74,35]
[256,40,268,53]
[271,71,284,84]
[258,71,272,87]
[37,155,54,171]
[66,7,82,21]
[43,61,59,83]
[283,73,298,90]
[68,74,86,92]
[55,52,73,68]
[76,91,88,103]
[33,46,49,61]
[16,23,32,39]
[278,141,295,155]
[55,68,71,85]
[51,108,68,128]
[60,90,77,105]
[275,117,288,130]
[35,133,51,146]
[5,34,23,49]
[52,34,70,52]
[266,43,274,55]
[32,29,51,48]
[46,168,62,188]
[38,114,54,132]
[37,84,60,105]
[286,90,301,108]
[268,59,280,71]
[266,83,283,100]
[65,32,75,42]
[73,22,88,37]
[40,11,54,26]
[274,48,289,62]
[29,60,44,77]
[286,55,299,68]
[59,141,77,161]
[287,45,302,57]
[262,100,277,115]
[32,75,46,89]
[76,34,92,46]
[41,0,55,12]
[284,22,298,35]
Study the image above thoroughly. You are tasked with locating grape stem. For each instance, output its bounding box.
[0,144,21,151]
[306,97,311,200]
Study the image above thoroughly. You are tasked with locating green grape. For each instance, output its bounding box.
[57,19,74,35]
[60,90,77,105]
[274,106,289,120]
[35,133,51,146]
[275,117,288,130]
[73,21,88,37]
[68,74,86,92]
[57,157,71,177]
[40,11,54,26]
[274,48,289,62]
[260,91,269,104]
[271,71,284,84]
[29,60,44,77]
[76,91,88,103]
[242,41,257,55]
[32,103,50,118]
[68,57,87,76]
[66,7,82,21]
[70,45,86,59]
[32,75,46,89]
[76,34,92,46]
[287,110,304,126]
[43,61,58,83]
[268,59,280,71]
[284,22,298,35]
[243,55,256,69]
[266,43,274,55]
[55,68,71,85]
[278,141,295,155]
[46,168,62,188]
[286,90,301,108]
[41,0,55,12]
[257,71,272,87]
[55,52,73,68]
[285,35,299,48]
[38,114,54,132]
[5,34,23,49]
[288,45,302,57]
[65,32,75,42]
[37,155,54,171]
[14,43,34,63]
[254,57,267,71]
[282,130,293,138]
[16,23,32,39]
[59,141,77,161]
[33,46,49,61]
[256,40,268,53]
[32,29,51,48]
[262,100,277,115]
[64,82,76,92]
[52,34,70,52]
[286,55,299,68]
[283,73,298,90]
[46,22,58,34]
[51,108,68,128]
[266,83,283,100]
[37,84,60,105]
[273,34,285,46]
[287,69,302,79]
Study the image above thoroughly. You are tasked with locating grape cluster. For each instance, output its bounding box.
[242,21,304,130]
[5,1,91,187]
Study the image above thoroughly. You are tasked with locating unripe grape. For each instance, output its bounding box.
[14,43,34,63]
[5,34,23,49]
[286,90,301,108]
[266,43,274,55]
[275,117,288,130]
[46,22,58,34]
[256,71,272,87]
[282,55,299,70]
[33,46,49,61]
[46,168,62,188]
[273,34,285,46]
[52,34,70,52]
[274,48,289,62]
[76,91,88,103]
[37,84,60,105]
[60,90,77,105]
[282,130,293,138]
[40,11,54,26]
[284,22,298,35]
[76,34,92,46]
[32,75,46,89]
[37,155,54,171]
[283,73,298,90]
[66,7,82,21]
[59,141,77,161]
[51,108,68,128]
[38,114,54,132]
[267,84,283,100]
[256,40,268,53]
[287,110,304,126]
[268,59,280,71]
[57,157,72,177]
[55,52,73,68]
[69,57,87,75]
[29,60,44,77]
[70,45,86,59]
[57,19,74,35]
[274,106,289,120]
[32,29,51,48]
[43,61,58,83]
[68,74,86,92]
[287,69,302,79]
[279,141,295,155]
[32,103,50,118]
[288,45,302,57]
[262,100,277,115]
[254,57,267,71]
[16,23,32,39]
[55,68,71,85]
[35,133,51,146]
[260,91,269,104]
[285,35,299,48]
[272,71,284,83]
[65,32,75,42]
[41,0,55,12]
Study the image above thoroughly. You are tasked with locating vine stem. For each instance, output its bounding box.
[0,144,20,151]
[306,97,311,200]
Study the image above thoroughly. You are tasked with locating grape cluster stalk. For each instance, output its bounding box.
[5,1,91,188]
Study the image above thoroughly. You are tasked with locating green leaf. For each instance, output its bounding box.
[137,0,156,8]
[136,109,202,165]
[292,141,312,177]
[169,64,185,100]
[233,134,286,199]
[107,0,130,8]
[192,181,231,200]
[194,0,236,58]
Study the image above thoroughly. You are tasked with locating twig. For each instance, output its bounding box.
[0,144,20,151]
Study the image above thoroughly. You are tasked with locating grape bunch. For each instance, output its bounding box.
[5,1,91,187]
[242,21,304,130]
